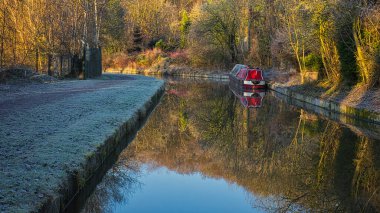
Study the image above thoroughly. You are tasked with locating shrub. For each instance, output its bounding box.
[113,53,132,68]
[134,48,166,67]
[103,52,132,69]
[304,54,323,72]
[169,50,190,65]
[155,39,167,51]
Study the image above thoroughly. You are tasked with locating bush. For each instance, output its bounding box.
[113,53,131,68]
[304,54,323,72]
[155,39,166,50]
[188,45,227,68]
[135,48,167,67]
[103,52,132,69]
[169,50,190,65]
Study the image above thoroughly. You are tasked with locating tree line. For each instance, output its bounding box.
[107,0,379,88]
[0,0,103,75]
[1,0,379,88]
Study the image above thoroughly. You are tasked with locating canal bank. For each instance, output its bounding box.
[105,64,230,81]
[269,83,380,125]
[109,67,380,125]
[0,74,165,212]
[120,67,380,126]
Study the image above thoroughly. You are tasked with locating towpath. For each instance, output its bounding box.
[0,74,164,212]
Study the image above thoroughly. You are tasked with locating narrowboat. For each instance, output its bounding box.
[229,64,266,89]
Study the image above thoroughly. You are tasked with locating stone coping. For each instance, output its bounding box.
[269,84,380,125]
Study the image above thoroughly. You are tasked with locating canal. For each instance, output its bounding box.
[81,78,380,212]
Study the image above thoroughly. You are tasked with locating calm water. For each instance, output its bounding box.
[82,79,380,213]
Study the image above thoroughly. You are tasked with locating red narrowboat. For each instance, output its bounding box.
[229,64,266,89]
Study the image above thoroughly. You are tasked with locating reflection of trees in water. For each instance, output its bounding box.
[85,81,380,212]
[82,155,141,213]
[351,137,380,211]
[261,111,380,212]
[128,81,380,212]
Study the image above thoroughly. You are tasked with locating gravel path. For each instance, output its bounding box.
[0,74,164,212]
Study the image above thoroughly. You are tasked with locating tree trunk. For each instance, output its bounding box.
[47,54,52,76]
[12,0,17,66]
[247,7,253,52]
[13,27,16,65]
[229,34,237,63]
[35,47,39,73]
[59,55,63,77]
[0,8,5,68]
[94,0,99,47]
[287,15,305,83]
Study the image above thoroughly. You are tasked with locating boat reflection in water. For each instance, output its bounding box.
[229,82,266,108]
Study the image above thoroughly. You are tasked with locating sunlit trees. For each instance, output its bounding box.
[245,0,279,67]
[354,3,380,88]
[189,0,244,66]
[101,0,126,54]
[277,1,317,83]
[1,0,379,87]
[123,0,178,47]
[114,0,380,89]
[0,0,104,75]
[310,0,343,85]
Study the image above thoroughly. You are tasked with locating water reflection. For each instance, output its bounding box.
[83,79,380,212]
[81,157,142,213]
[229,82,266,108]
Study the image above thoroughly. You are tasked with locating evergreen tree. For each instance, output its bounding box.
[133,27,143,52]
[180,10,191,49]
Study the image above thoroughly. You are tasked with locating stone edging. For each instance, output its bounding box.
[169,73,229,80]
[104,71,230,81]
[39,83,166,212]
[269,84,380,125]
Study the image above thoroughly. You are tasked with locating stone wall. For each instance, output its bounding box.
[270,84,380,124]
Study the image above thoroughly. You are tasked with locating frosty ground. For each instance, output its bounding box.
[0,74,164,212]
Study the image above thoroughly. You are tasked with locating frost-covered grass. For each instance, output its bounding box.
[0,74,164,212]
